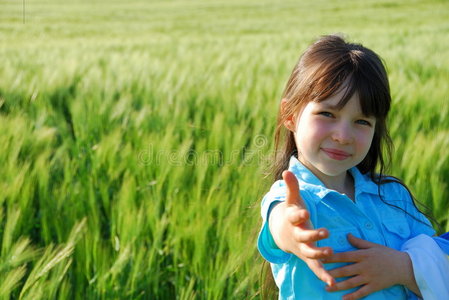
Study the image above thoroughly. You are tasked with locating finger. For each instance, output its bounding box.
[323,250,361,263]
[325,275,365,292]
[342,284,372,300]
[305,259,336,287]
[293,227,329,243]
[296,243,333,259]
[282,170,305,208]
[347,234,377,249]
[328,263,359,278]
[287,207,309,226]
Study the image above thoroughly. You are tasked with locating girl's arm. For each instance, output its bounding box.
[268,171,336,287]
[323,234,421,300]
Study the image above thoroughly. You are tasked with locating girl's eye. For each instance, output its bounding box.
[319,111,334,118]
[356,119,372,126]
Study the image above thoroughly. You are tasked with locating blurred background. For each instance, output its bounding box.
[1,0,448,298]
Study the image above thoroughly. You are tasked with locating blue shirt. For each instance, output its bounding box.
[435,233,449,254]
[258,156,435,300]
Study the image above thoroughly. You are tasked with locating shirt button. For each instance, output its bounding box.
[338,236,345,245]
[398,227,404,234]
[365,222,373,230]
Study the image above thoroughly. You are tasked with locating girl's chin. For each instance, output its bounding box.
[298,157,353,177]
[318,169,348,177]
[299,166,339,179]
[314,164,351,177]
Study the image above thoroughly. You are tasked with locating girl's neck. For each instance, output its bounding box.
[306,167,355,201]
[320,172,354,198]
[296,155,356,201]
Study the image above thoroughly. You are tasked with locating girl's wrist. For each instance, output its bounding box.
[397,251,421,297]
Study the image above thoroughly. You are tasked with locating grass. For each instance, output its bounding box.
[1,0,449,298]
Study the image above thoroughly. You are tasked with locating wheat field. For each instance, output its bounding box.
[1,0,449,298]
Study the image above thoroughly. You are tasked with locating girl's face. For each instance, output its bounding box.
[287,90,376,185]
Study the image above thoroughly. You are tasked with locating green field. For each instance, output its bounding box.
[1,0,449,298]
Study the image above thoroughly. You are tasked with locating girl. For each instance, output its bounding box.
[257,35,448,299]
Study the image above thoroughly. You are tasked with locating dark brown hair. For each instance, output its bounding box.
[273,34,393,182]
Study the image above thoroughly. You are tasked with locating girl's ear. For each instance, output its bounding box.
[281,98,296,132]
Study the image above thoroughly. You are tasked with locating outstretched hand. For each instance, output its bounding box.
[269,170,336,287]
[324,234,419,300]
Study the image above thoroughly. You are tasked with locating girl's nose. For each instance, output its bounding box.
[331,123,354,144]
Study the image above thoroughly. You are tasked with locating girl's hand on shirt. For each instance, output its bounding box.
[269,170,336,287]
[323,234,420,300]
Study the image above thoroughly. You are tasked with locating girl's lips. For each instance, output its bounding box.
[321,148,351,161]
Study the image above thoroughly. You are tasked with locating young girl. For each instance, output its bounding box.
[257,35,448,299]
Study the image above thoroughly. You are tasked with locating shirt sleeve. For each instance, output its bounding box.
[257,181,292,264]
[401,234,449,300]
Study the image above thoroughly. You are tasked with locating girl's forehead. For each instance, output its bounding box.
[320,84,358,106]
[314,94,374,118]
[317,92,361,109]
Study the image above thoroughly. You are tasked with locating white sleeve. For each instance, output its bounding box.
[401,234,449,300]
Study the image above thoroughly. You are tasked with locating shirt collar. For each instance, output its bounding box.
[287,156,379,203]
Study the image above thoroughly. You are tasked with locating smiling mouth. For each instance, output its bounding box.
[321,148,351,161]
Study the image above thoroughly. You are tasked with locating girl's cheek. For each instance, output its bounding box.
[357,130,375,147]
[310,119,330,132]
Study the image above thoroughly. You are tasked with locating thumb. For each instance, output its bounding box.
[282,170,305,208]
[347,233,377,249]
